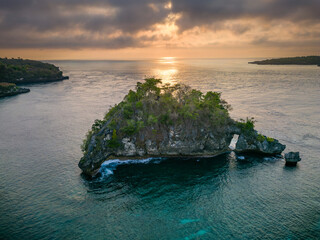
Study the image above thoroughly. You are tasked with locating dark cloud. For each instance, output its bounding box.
[0,0,319,49]
[252,37,320,48]
[172,0,320,31]
[0,32,145,49]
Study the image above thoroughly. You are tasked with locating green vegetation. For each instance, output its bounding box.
[257,134,266,142]
[256,133,274,143]
[107,130,120,148]
[0,82,17,91]
[237,117,256,136]
[81,130,93,153]
[0,57,65,83]
[266,137,274,142]
[0,82,30,98]
[249,56,320,65]
[81,78,234,153]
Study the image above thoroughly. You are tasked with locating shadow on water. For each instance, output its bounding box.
[80,152,281,201]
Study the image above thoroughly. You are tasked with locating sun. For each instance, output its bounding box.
[159,57,176,64]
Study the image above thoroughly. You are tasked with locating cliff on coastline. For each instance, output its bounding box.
[0,82,30,98]
[79,78,285,176]
[0,58,68,84]
[249,56,320,66]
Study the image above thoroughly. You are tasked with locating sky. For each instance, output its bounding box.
[0,0,319,60]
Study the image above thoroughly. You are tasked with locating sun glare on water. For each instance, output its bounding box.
[154,57,178,84]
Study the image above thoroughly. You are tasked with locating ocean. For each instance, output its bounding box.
[0,58,319,239]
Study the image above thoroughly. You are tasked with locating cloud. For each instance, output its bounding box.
[0,0,319,50]
[172,0,320,31]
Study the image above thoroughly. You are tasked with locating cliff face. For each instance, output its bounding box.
[79,124,239,176]
[79,78,285,176]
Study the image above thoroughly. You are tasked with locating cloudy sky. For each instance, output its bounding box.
[0,0,319,59]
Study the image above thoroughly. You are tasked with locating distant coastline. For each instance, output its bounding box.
[0,58,69,84]
[249,56,320,66]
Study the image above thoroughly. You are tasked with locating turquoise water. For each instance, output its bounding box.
[0,59,319,239]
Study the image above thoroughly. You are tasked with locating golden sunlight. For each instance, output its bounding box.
[153,68,178,84]
[159,57,177,64]
[164,2,172,9]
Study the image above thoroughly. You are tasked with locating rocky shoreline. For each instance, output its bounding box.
[0,83,30,98]
[12,76,69,84]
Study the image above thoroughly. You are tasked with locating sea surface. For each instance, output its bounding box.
[0,58,319,239]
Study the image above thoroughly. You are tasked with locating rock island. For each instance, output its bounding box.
[79,78,285,176]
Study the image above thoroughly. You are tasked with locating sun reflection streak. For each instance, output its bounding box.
[153,68,178,84]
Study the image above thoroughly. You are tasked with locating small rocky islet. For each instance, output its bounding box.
[79,78,286,176]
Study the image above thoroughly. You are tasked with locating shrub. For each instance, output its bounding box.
[121,120,137,135]
[126,90,138,103]
[267,137,274,142]
[237,117,256,136]
[91,119,104,132]
[257,134,266,142]
[159,113,170,124]
[123,104,134,119]
[108,119,117,129]
[107,129,120,148]
[136,101,143,110]
[147,114,158,125]
[81,130,93,153]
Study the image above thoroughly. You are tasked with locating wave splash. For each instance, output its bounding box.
[99,157,164,178]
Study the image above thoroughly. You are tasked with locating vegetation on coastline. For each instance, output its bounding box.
[0,57,68,84]
[0,82,30,98]
[249,56,320,65]
[81,78,235,154]
[80,78,277,154]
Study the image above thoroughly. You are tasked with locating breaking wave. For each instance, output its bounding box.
[99,157,164,179]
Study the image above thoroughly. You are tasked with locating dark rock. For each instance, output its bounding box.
[13,76,69,84]
[79,125,237,176]
[285,152,301,166]
[235,132,286,155]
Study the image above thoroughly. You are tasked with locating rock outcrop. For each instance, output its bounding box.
[285,152,301,166]
[79,78,286,176]
[0,82,30,98]
[235,132,285,155]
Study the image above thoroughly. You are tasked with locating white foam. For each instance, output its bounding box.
[99,158,163,178]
